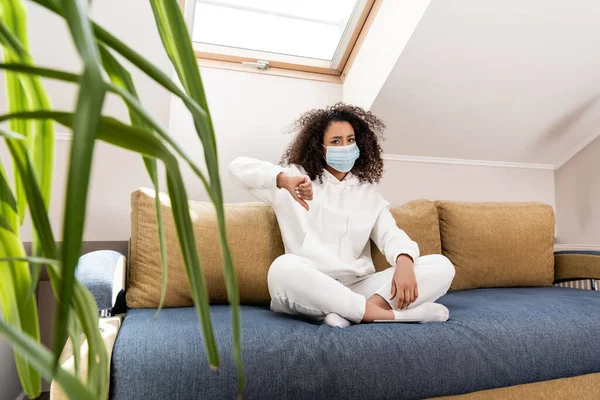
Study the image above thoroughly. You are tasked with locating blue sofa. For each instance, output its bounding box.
[74,249,600,399]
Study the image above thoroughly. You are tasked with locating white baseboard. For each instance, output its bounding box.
[554,244,600,251]
[382,154,555,170]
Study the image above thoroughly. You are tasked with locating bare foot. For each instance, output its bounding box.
[361,295,394,322]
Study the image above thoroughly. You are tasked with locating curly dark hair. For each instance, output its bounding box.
[280,102,386,184]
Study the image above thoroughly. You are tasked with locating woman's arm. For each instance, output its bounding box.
[370,206,420,267]
[371,205,420,309]
[229,157,313,209]
[228,157,286,204]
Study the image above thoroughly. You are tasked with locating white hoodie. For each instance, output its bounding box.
[228,157,419,283]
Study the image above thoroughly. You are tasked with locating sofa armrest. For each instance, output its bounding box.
[50,316,122,400]
[75,250,127,316]
[554,251,600,283]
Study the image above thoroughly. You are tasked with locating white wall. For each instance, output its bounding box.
[379,161,555,207]
[341,0,558,210]
[342,0,431,110]
[0,338,22,400]
[555,135,600,245]
[371,0,600,165]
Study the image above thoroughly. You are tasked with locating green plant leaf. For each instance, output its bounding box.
[66,311,82,379]
[0,62,78,82]
[3,135,55,319]
[0,127,26,140]
[1,134,103,400]
[0,2,55,226]
[52,2,107,393]
[4,139,56,259]
[0,225,41,398]
[2,7,110,398]
[4,2,242,396]
[0,162,18,214]
[0,318,95,400]
[21,3,216,194]
[0,1,56,344]
[0,158,18,228]
[0,62,211,191]
[1,79,105,400]
[1,110,221,368]
[0,256,60,264]
[97,45,169,315]
[0,7,44,392]
[1,26,28,226]
[0,213,15,232]
[148,0,243,393]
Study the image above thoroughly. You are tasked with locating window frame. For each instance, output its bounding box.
[180,0,382,83]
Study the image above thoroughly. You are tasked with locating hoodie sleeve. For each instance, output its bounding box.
[228,157,286,204]
[370,205,420,267]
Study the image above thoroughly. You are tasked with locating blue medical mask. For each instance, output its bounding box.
[322,143,360,173]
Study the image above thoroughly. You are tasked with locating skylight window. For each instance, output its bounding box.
[185,0,377,78]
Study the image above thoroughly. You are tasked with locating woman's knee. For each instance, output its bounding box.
[267,254,312,295]
[418,254,456,284]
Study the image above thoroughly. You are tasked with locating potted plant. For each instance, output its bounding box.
[0,0,243,398]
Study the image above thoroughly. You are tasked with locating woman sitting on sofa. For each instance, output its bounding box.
[229,103,455,328]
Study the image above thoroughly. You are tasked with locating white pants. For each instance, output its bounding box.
[268,254,455,323]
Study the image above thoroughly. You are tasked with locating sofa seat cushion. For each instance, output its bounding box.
[110,287,600,400]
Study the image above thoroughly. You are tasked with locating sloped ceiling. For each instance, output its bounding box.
[370,0,600,166]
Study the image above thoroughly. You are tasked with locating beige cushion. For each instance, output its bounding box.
[128,188,284,307]
[432,372,600,400]
[436,201,555,291]
[554,253,600,281]
[128,189,442,307]
[371,199,442,271]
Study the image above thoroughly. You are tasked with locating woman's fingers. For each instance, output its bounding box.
[297,189,313,200]
[390,280,396,300]
[396,287,405,310]
[297,181,313,200]
[406,289,414,308]
[405,289,414,309]
[286,176,311,210]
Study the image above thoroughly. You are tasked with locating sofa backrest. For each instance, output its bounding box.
[436,201,555,291]
[127,188,441,308]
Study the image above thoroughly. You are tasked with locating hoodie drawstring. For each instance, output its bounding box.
[318,177,331,232]
[344,184,351,237]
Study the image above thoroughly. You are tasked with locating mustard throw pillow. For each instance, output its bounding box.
[128,188,284,307]
[436,201,555,291]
